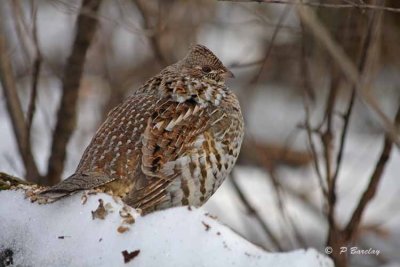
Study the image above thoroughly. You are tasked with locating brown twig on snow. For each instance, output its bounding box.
[0,30,41,183]
[0,172,32,190]
[46,0,102,185]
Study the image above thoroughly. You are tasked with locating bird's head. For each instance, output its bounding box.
[176,44,234,83]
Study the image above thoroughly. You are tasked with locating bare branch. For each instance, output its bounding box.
[250,4,292,84]
[321,71,339,185]
[302,97,328,198]
[231,171,283,251]
[268,168,307,248]
[0,27,41,183]
[218,0,400,14]
[133,0,169,67]
[50,0,144,35]
[10,0,32,65]
[26,0,41,137]
[332,9,378,197]
[46,0,102,185]
[344,106,400,242]
[296,2,400,148]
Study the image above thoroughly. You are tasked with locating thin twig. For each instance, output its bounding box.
[299,15,328,198]
[240,5,291,113]
[268,168,307,248]
[299,18,315,101]
[250,4,292,84]
[133,0,169,67]
[231,171,283,251]
[322,71,341,247]
[321,69,339,184]
[46,0,102,185]
[50,0,144,35]
[302,97,328,198]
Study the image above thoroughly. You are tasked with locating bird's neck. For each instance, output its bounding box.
[163,74,228,107]
[138,73,229,107]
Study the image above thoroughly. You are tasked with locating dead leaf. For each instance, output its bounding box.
[122,249,140,263]
[91,199,107,220]
[117,226,130,233]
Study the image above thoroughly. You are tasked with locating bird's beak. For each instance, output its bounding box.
[223,69,235,79]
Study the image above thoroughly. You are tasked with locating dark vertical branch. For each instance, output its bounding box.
[132,0,168,67]
[10,0,31,66]
[326,12,376,240]
[0,28,41,183]
[323,10,355,263]
[26,0,41,137]
[249,4,292,85]
[297,2,400,147]
[267,167,307,248]
[299,19,328,199]
[46,0,102,185]
[302,100,328,197]
[332,11,376,184]
[321,69,339,183]
[344,106,400,242]
[325,2,384,267]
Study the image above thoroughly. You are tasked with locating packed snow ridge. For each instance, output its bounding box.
[0,190,333,267]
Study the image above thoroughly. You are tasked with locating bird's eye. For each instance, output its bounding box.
[202,66,212,73]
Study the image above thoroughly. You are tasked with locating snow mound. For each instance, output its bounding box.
[0,190,333,267]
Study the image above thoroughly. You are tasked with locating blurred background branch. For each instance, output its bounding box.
[46,0,102,185]
[0,22,41,183]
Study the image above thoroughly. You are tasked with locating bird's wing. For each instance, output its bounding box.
[40,92,158,199]
[125,99,220,210]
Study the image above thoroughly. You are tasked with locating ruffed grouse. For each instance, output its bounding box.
[41,44,244,214]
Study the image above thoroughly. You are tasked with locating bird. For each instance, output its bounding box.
[41,44,244,214]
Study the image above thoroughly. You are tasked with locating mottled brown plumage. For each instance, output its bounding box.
[41,44,244,214]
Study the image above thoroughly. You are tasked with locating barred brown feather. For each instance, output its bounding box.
[41,44,244,214]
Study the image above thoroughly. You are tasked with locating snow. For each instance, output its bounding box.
[0,190,333,267]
